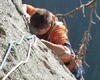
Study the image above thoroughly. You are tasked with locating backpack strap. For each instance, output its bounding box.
[47,21,63,40]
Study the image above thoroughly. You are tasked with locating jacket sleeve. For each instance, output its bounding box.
[26,4,37,16]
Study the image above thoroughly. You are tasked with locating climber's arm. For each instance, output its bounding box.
[22,4,27,15]
[22,4,31,24]
[41,39,71,59]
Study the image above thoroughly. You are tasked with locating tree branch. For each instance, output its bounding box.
[55,0,96,18]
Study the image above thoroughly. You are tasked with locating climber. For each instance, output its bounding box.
[22,4,85,80]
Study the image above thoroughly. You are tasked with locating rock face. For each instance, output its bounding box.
[0,0,76,80]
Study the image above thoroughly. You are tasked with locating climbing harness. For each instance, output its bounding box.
[0,34,35,71]
[2,36,37,80]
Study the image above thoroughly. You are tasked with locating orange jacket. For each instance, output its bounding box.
[26,4,68,45]
[26,4,75,70]
[26,4,37,16]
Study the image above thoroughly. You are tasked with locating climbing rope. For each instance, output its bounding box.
[0,34,35,71]
[2,36,37,80]
[76,62,84,80]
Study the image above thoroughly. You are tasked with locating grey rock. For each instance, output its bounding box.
[0,0,76,80]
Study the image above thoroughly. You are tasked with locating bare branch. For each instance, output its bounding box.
[78,7,93,67]
[55,0,96,17]
[94,0,100,21]
[55,0,99,67]
[62,17,67,27]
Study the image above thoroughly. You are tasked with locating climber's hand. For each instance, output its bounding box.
[24,13,30,24]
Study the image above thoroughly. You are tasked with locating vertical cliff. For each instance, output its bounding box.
[0,0,76,80]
